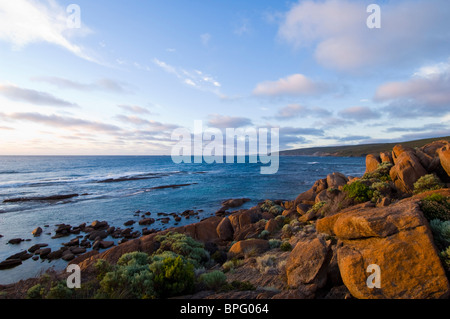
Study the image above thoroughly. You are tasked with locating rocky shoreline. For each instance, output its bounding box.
[1,140,450,299]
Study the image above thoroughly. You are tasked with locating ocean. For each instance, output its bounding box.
[0,155,365,284]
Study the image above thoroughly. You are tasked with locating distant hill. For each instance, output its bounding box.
[279,136,450,157]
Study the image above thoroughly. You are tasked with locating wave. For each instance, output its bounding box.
[3,193,79,203]
[0,170,19,175]
[307,162,319,165]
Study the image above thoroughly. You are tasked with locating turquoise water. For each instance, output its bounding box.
[0,155,365,284]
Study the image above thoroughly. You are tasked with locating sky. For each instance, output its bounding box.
[0,0,449,155]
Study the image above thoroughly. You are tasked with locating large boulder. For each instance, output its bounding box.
[438,145,450,178]
[326,172,348,189]
[285,237,331,290]
[316,196,449,299]
[365,154,381,174]
[228,239,269,258]
[389,149,427,193]
[421,140,449,157]
[379,151,393,164]
[216,217,234,241]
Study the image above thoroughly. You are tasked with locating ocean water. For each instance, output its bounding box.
[0,155,365,284]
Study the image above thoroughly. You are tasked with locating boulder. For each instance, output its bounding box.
[32,227,43,237]
[285,237,331,290]
[326,172,348,189]
[47,249,64,260]
[221,198,250,208]
[8,238,23,245]
[365,154,381,174]
[438,145,450,178]
[6,250,32,261]
[228,239,270,258]
[379,151,393,164]
[139,218,155,226]
[265,219,281,234]
[38,248,51,259]
[124,220,135,226]
[390,150,427,193]
[392,144,414,164]
[99,241,114,249]
[0,259,22,270]
[216,217,234,241]
[28,243,48,253]
[317,197,450,299]
[179,216,222,243]
[421,140,449,157]
[91,220,108,230]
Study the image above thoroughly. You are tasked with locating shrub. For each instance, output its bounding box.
[94,259,113,281]
[260,200,275,212]
[362,162,393,182]
[430,219,450,250]
[199,271,227,291]
[97,253,154,299]
[229,280,255,291]
[222,259,243,272]
[343,181,374,203]
[280,241,292,252]
[26,284,44,299]
[155,232,210,268]
[420,195,450,221]
[269,205,284,215]
[269,239,282,249]
[150,255,195,298]
[371,181,392,203]
[413,174,444,194]
[255,255,278,274]
[211,250,227,264]
[258,230,270,239]
[46,281,73,299]
[281,224,293,238]
[306,201,327,216]
[440,246,450,271]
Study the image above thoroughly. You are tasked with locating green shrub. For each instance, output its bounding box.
[430,219,450,250]
[269,239,282,249]
[222,259,243,272]
[269,205,284,215]
[413,174,444,194]
[258,230,270,239]
[155,232,210,268]
[94,259,113,281]
[199,271,227,291]
[343,181,374,203]
[229,280,255,291]
[211,250,227,264]
[150,255,195,298]
[281,224,293,238]
[371,181,392,203]
[420,195,450,221]
[97,252,154,299]
[362,162,393,182]
[440,246,450,271]
[46,281,73,299]
[26,284,44,299]
[280,241,292,252]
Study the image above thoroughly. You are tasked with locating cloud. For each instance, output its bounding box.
[0,0,95,62]
[153,58,222,95]
[115,115,178,132]
[32,76,131,94]
[375,58,450,118]
[0,112,120,133]
[385,123,449,133]
[279,126,324,136]
[0,84,78,107]
[253,74,327,97]
[338,106,380,121]
[278,0,450,72]
[273,104,332,120]
[118,105,152,115]
[207,114,253,129]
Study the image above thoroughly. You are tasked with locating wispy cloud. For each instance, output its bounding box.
[338,106,381,121]
[153,58,222,95]
[207,114,253,129]
[117,105,153,115]
[0,112,120,133]
[253,74,329,97]
[272,104,332,120]
[0,0,95,62]
[0,83,78,107]
[32,76,132,94]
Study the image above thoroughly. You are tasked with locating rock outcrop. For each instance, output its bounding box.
[317,195,450,299]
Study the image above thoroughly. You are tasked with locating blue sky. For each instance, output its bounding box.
[0,0,449,155]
